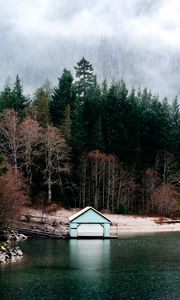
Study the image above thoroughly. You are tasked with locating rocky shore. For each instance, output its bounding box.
[0,246,23,263]
[7,232,27,242]
[0,232,27,263]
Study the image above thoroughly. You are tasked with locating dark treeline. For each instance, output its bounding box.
[0,58,180,216]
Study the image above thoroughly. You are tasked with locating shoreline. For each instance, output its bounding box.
[18,207,180,236]
[108,214,180,235]
[0,233,26,263]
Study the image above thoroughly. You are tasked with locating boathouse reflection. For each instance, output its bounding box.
[69,239,110,270]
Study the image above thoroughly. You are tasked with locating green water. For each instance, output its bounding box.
[0,233,180,300]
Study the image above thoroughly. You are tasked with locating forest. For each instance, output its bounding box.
[0,57,179,224]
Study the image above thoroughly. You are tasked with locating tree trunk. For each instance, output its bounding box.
[48,174,52,204]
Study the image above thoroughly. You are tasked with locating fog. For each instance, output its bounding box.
[0,0,180,99]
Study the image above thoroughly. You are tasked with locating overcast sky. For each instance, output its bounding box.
[0,0,180,99]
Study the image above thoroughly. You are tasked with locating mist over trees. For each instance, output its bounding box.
[0,58,179,216]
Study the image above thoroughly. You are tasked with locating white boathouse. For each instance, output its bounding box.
[69,206,111,238]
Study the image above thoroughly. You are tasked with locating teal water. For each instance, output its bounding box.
[0,233,180,300]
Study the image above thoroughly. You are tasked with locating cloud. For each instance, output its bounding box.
[0,0,180,99]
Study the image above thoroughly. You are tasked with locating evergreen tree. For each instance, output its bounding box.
[82,79,104,150]
[71,97,86,153]
[139,95,163,166]
[74,57,95,97]
[171,96,180,128]
[12,75,28,113]
[61,104,72,141]
[101,79,108,98]
[49,69,76,128]
[0,85,14,112]
[103,80,129,158]
[171,96,180,165]
[140,88,153,106]
[125,88,141,166]
[161,97,172,150]
[33,87,50,127]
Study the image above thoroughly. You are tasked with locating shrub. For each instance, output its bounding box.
[24,213,32,223]
[115,203,127,214]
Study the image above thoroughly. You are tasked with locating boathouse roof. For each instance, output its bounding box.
[69,206,111,223]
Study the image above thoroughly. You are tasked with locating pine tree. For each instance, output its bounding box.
[0,85,14,112]
[71,97,86,153]
[49,69,76,127]
[61,104,72,141]
[12,75,28,113]
[82,79,104,150]
[33,87,50,127]
[171,96,180,165]
[103,80,129,157]
[171,96,180,128]
[74,57,95,97]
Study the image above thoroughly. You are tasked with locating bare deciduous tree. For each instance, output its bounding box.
[142,168,161,213]
[153,183,177,216]
[79,150,136,212]
[0,109,20,173]
[117,163,134,212]
[19,116,40,185]
[42,125,71,203]
[0,168,29,229]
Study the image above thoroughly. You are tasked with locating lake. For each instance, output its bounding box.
[0,233,180,300]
